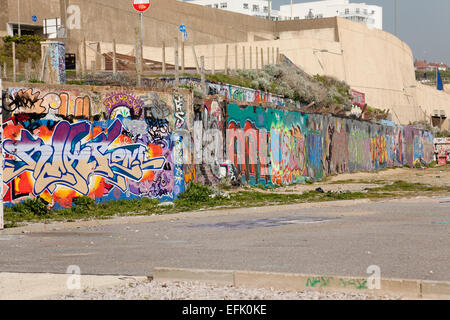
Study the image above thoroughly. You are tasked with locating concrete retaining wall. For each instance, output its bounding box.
[153,267,450,299]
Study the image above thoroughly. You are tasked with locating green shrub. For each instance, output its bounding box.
[66,80,84,85]
[177,183,212,203]
[0,35,43,65]
[426,161,438,168]
[13,198,50,216]
[29,79,44,83]
[73,196,96,210]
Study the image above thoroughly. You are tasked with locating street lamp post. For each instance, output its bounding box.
[291,0,293,20]
[394,0,398,36]
[17,0,21,36]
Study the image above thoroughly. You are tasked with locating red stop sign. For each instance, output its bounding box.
[132,0,150,12]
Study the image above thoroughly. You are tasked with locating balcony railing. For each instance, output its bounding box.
[339,10,374,18]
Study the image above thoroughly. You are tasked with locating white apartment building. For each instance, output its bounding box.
[184,0,280,20]
[279,0,383,30]
[185,0,382,30]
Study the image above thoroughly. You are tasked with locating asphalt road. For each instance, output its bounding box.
[0,197,449,281]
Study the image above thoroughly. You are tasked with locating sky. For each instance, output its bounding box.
[271,0,450,64]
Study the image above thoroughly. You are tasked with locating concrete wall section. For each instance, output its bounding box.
[276,17,340,41]
[6,0,61,32]
[0,0,9,36]
[413,84,450,131]
[64,0,275,54]
[108,35,344,80]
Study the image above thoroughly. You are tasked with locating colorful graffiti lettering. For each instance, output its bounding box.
[3,119,165,198]
[104,93,145,119]
[1,87,194,208]
[6,88,90,118]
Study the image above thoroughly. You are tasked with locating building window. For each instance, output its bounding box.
[243,3,248,10]
[220,3,227,9]
[356,8,360,14]
[263,6,268,13]
[214,4,218,8]
[253,5,259,12]
[345,8,349,14]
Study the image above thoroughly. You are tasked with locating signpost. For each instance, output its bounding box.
[133,0,150,12]
[132,0,150,86]
[179,25,187,73]
[179,24,188,40]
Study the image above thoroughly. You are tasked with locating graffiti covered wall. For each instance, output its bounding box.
[223,104,434,187]
[2,85,193,208]
[1,83,435,208]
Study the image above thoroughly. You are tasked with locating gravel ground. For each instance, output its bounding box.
[56,279,404,300]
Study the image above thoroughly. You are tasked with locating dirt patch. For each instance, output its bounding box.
[324,166,450,187]
[237,165,450,195]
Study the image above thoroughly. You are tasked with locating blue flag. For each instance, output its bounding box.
[437,70,444,90]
